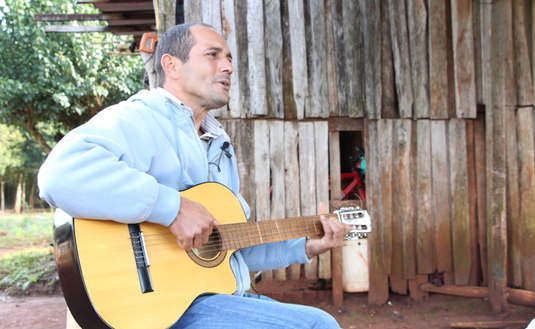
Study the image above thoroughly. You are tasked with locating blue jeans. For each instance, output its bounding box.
[170,293,340,328]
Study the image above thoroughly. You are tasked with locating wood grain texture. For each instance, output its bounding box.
[448,119,471,285]
[305,0,329,118]
[517,106,535,291]
[386,0,413,118]
[247,0,267,116]
[427,0,451,119]
[284,121,302,280]
[416,120,434,273]
[407,0,429,118]
[430,120,453,274]
[222,0,242,117]
[299,122,318,279]
[451,0,477,118]
[265,0,284,118]
[288,0,308,120]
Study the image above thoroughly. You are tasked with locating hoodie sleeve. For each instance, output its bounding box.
[38,102,180,226]
[238,238,311,271]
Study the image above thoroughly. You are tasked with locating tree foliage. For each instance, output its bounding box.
[0,0,144,153]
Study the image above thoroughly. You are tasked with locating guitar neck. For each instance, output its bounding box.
[218,215,325,250]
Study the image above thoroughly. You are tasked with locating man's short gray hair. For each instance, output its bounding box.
[155,22,214,87]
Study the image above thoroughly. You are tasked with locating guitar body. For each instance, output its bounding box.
[54,182,246,329]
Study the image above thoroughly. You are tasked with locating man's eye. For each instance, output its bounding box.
[207,52,217,57]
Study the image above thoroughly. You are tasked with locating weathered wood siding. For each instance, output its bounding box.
[173,0,535,306]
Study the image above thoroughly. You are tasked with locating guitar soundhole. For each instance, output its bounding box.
[186,228,226,268]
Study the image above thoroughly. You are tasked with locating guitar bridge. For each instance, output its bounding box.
[128,224,154,293]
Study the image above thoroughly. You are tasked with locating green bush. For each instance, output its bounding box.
[0,247,59,295]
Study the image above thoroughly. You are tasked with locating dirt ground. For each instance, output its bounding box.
[1,280,534,329]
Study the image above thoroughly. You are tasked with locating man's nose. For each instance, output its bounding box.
[221,59,234,75]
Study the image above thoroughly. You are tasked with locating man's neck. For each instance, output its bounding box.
[160,86,207,134]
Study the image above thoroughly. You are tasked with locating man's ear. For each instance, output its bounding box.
[161,54,182,76]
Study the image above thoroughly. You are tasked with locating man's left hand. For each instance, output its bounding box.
[305,202,351,259]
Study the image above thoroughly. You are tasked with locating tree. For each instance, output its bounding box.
[0,124,46,212]
[0,0,144,153]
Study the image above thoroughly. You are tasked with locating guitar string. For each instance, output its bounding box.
[129,226,324,254]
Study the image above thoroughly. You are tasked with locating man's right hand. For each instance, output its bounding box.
[169,196,219,250]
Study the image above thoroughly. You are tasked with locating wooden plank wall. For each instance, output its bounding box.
[176,0,535,305]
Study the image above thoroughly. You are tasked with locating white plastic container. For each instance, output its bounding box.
[342,238,369,292]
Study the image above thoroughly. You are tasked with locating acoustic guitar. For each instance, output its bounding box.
[54,182,371,329]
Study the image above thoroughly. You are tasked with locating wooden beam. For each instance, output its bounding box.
[107,19,155,26]
[420,283,535,307]
[92,2,153,12]
[450,320,530,329]
[44,25,151,34]
[35,14,122,21]
[77,0,109,3]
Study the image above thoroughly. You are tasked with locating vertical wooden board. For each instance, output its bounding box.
[381,1,397,118]
[269,121,286,280]
[408,274,429,301]
[393,120,416,279]
[254,120,271,222]
[254,120,272,280]
[465,120,480,285]
[448,119,471,285]
[332,0,348,116]
[487,0,510,312]
[342,0,361,118]
[223,119,256,221]
[183,0,201,23]
[315,121,331,278]
[513,0,535,106]
[506,108,521,288]
[281,0,297,119]
[478,0,492,107]
[265,0,284,118]
[222,0,242,118]
[202,0,222,32]
[288,0,308,120]
[517,107,535,291]
[407,0,430,118]
[329,131,342,201]
[305,0,329,118]
[360,0,381,119]
[284,121,302,279]
[451,0,477,118]
[154,0,176,31]
[472,0,483,105]
[474,116,487,285]
[366,120,390,304]
[416,120,434,273]
[247,0,268,116]
[378,120,393,274]
[390,121,408,292]
[328,130,343,304]
[299,122,318,279]
[325,0,340,117]
[387,0,413,118]
[431,120,453,273]
[234,0,250,118]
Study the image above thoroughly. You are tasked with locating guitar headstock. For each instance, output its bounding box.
[334,207,371,240]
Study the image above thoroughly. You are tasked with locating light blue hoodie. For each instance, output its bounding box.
[38,88,310,296]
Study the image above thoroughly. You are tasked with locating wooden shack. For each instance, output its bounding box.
[44,0,535,313]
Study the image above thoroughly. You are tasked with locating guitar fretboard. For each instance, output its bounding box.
[217,215,326,250]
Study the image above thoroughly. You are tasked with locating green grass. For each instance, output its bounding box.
[0,211,54,249]
[0,211,58,295]
[0,247,58,295]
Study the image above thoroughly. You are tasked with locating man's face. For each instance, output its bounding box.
[176,25,234,111]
